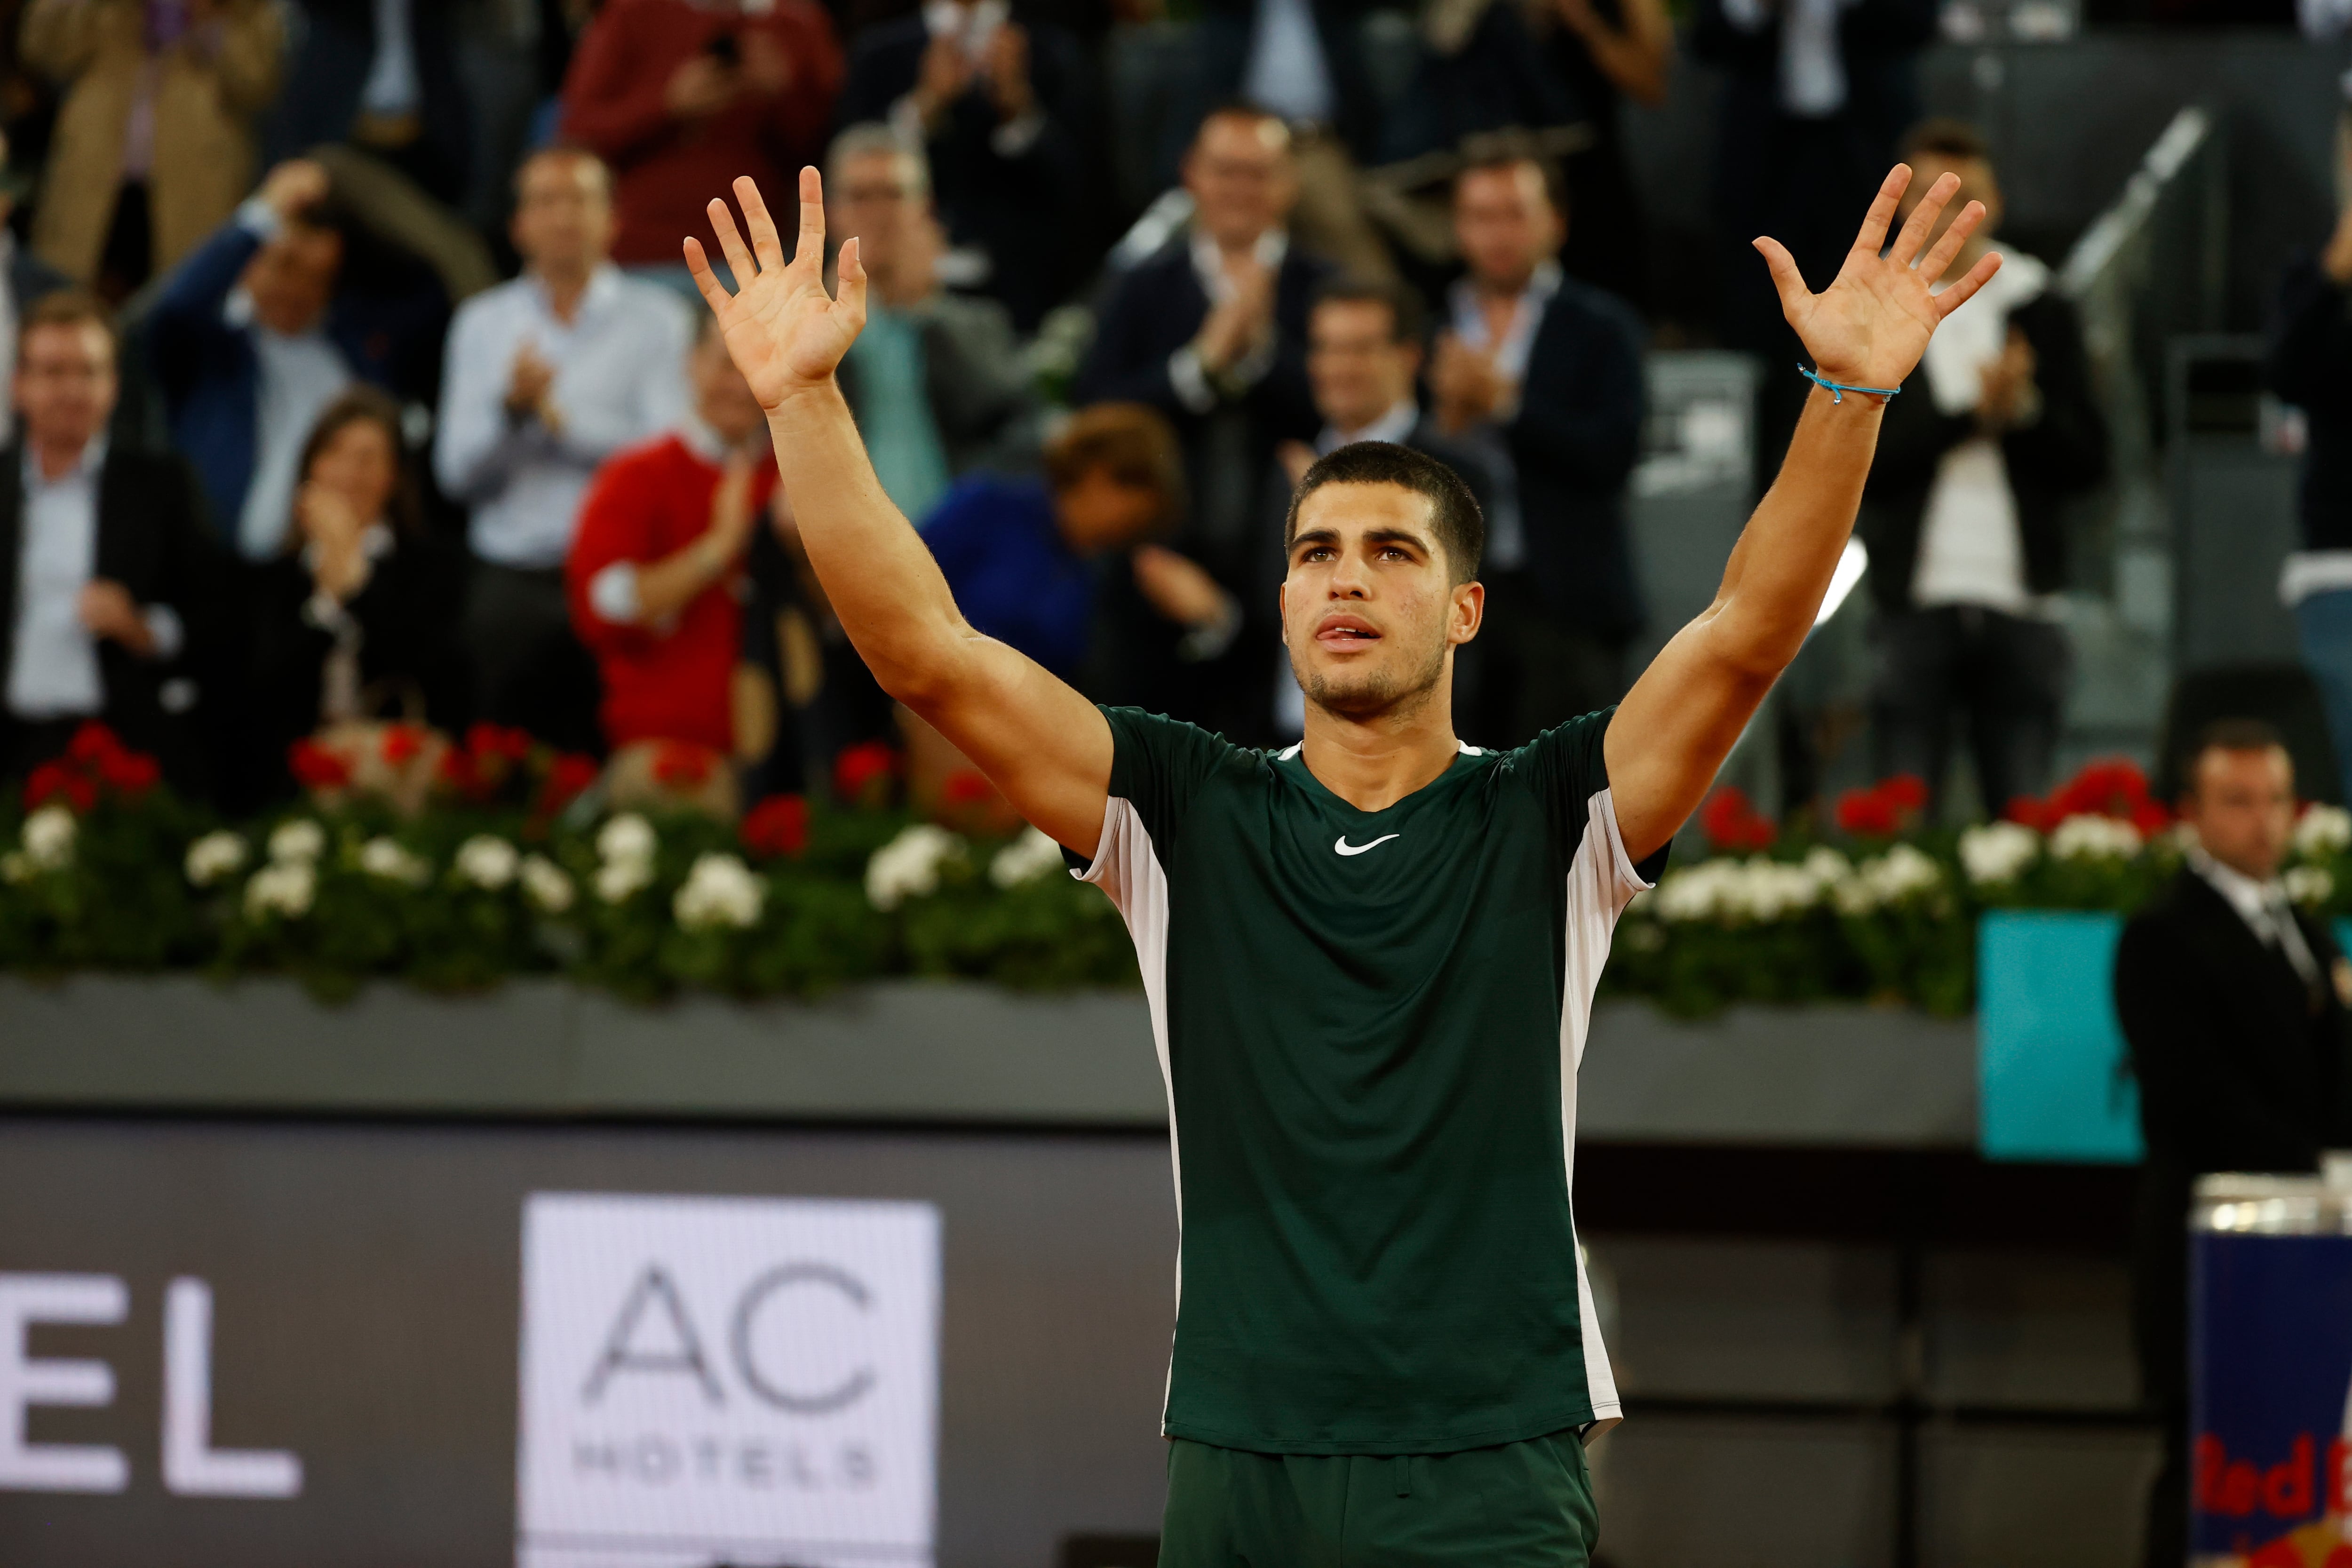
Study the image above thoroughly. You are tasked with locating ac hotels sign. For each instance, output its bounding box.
[516,1193,942,1568]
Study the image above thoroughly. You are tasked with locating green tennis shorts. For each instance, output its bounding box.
[1158,1430,1600,1567]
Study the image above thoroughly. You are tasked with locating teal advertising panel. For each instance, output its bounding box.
[1977,911,2141,1163]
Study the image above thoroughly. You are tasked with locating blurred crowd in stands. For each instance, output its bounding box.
[0,0,2135,824]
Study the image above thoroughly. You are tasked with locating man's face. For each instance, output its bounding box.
[1279,482,1478,720]
[14,323,118,452]
[511,153,613,276]
[1183,114,1296,250]
[690,331,765,443]
[2183,745,2296,882]
[242,223,342,334]
[828,150,920,284]
[1454,163,1562,293]
[1309,299,1418,435]
[1899,152,2002,255]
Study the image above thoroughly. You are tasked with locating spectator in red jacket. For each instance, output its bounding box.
[566,320,778,758]
[558,0,844,276]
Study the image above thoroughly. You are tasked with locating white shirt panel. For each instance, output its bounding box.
[8,440,107,716]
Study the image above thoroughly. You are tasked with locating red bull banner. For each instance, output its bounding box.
[2193,1176,2352,1567]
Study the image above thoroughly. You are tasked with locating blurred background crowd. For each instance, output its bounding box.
[0,0,2327,832]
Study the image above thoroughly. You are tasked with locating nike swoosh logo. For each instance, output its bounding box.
[1334,834,1400,857]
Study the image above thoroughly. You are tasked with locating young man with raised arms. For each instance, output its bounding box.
[684,165,1997,1562]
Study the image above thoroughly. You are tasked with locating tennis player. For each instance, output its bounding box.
[685,164,1997,1564]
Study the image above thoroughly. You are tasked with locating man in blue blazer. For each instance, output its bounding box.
[148,159,443,561]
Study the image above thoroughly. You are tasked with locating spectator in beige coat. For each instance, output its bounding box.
[20,0,284,301]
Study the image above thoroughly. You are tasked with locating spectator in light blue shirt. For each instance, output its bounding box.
[433,147,689,750]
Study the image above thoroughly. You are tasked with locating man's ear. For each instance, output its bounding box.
[1450,580,1484,645]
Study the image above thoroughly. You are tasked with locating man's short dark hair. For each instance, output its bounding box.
[1453,150,1567,218]
[19,289,116,359]
[1193,102,1291,153]
[1284,442,1485,585]
[1309,275,1425,346]
[1901,117,1991,166]
[2183,717,2289,792]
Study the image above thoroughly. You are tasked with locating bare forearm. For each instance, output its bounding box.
[1708,386,1883,671]
[634,535,733,623]
[763,380,973,699]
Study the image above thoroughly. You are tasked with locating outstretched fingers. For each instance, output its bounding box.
[1915,199,1986,286]
[1888,171,1961,267]
[1931,250,2005,318]
[1752,236,1810,320]
[682,235,733,316]
[794,166,826,273]
[733,175,788,272]
[1851,165,1913,259]
[705,197,759,295]
[834,235,869,331]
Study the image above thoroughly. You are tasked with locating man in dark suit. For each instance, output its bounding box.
[1247,274,1493,744]
[0,292,217,790]
[1430,153,1644,746]
[1858,120,2107,822]
[1074,104,1332,730]
[265,0,471,205]
[149,157,443,561]
[2114,718,2352,1568]
[834,0,1090,331]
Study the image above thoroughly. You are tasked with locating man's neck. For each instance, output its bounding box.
[31,433,90,482]
[536,260,596,322]
[1473,265,1535,305]
[1297,682,1461,813]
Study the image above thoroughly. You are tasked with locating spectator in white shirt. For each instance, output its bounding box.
[434,147,690,752]
[1855,120,2107,821]
[0,290,216,788]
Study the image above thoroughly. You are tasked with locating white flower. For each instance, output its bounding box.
[595,856,652,903]
[596,812,656,867]
[268,818,326,864]
[1839,844,1947,915]
[1730,856,1828,922]
[2050,813,2141,861]
[358,836,431,886]
[1802,845,1853,885]
[453,835,519,890]
[989,826,1066,889]
[20,805,75,870]
[2296,804,2352,859]
[244,861,316,920]
[519,854,575,914]
[674,852,766,930]
[183,830,247,887]
[865,823,968,911]
[1652,859,1739,923]
[1958,820,2041,887]
[2287,865,2336,908]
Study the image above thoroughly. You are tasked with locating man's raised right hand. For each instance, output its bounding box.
[684,170,868,414]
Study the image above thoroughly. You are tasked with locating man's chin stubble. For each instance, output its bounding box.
[1295,642,1447,723]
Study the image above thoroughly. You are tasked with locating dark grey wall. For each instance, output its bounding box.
[0,1119,1179,1568]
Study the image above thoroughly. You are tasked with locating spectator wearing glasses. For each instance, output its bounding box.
[835,0,1089,330]
[435,147,690,752]
[0,290,215,787]
[821,126,1040,531]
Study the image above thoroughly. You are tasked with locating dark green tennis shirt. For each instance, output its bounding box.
[1070,705,1668,1456]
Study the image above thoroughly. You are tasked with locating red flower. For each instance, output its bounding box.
[2130,799,2174,838]
[652,741,714,787]
[381,724,425,766]
[289,738,353,789]
[1700,787,1778,852]
[2004,795,2055,833]
[65,722,124,766]
[467,722,533,762]
[538,753,599,814]
[1879,774,1930,813]
[97,749,159,796]
[941,769,993,807]
[1835,786,1899,838]
[833,740,899,804]
[741,794,810,858]
[24,761,75,811]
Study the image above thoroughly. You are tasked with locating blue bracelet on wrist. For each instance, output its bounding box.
[1797,364,1901,404]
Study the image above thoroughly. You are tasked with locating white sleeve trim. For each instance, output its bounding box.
[1167,345,1218,414]
[1595,785,1659,904]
